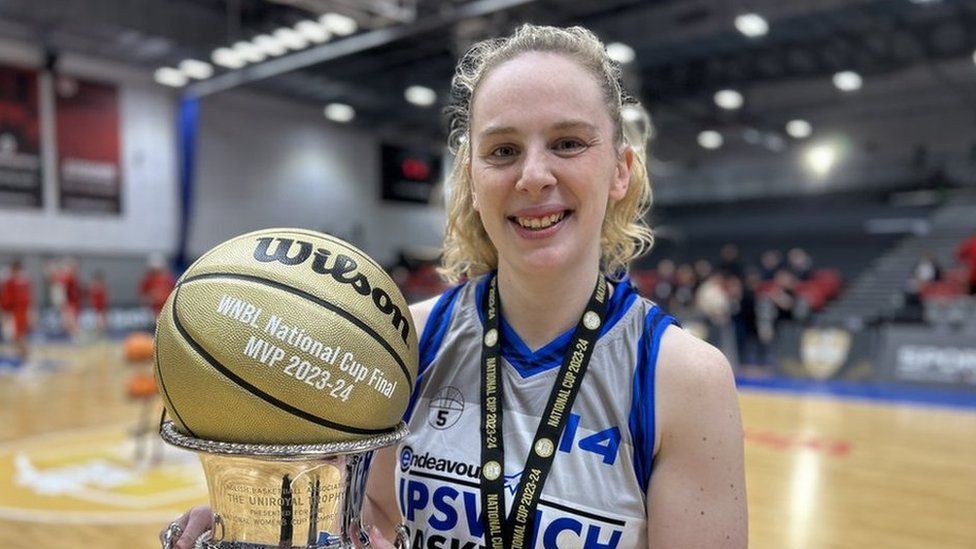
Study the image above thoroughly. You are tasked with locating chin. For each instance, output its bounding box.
[511,246,582,274]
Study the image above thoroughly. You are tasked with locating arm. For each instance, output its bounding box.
[363,296,439,539]
[647,326,747,548]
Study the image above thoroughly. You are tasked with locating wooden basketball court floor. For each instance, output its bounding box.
[0,341,974,548]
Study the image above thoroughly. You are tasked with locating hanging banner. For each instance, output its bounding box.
[0,64,42,208]
[56,76,121,213]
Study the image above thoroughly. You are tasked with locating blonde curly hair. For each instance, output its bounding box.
[439,24,654,283]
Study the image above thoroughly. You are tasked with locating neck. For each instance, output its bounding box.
[495,262,603,351]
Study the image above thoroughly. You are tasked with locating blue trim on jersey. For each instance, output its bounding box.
[629,306,678,494]
[475,274,640,378]
[403,284,465,422]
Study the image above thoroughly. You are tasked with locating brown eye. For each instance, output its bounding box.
[554,138,585,152]
[490,145,517,158]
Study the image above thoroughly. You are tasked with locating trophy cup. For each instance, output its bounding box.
[159,420,410,548]
[155,229,418,549]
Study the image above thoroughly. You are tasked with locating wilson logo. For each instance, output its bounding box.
[253,237,411,346]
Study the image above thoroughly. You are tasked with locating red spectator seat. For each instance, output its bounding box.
[919,280,966,301]
[630,269,657,296]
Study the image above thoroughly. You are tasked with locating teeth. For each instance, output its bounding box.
[516,212,564,229]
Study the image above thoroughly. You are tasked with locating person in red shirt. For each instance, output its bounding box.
[139,254,175,320]
[955,231,976,295]
[61,258,81,337]
[1,260,32,360]
[88,270,109,334]
[45,258,80,338]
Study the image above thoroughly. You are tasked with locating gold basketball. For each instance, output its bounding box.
[153,228,418,445]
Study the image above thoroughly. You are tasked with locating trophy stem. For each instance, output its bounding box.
[160,421,409,549]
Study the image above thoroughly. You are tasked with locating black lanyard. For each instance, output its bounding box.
[479,274,609,548]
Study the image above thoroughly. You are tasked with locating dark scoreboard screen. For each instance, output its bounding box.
[381,143,442,204]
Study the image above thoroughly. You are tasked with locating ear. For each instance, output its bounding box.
[610,145,633,201]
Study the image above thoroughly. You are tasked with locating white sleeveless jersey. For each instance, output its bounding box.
[395,275,677,549]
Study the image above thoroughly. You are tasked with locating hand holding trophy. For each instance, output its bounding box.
[155,228,416,548]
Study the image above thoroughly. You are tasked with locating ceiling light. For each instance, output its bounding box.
[735,13,769,38]
[786,119,812,138]
[324,103,355,123]
[833,70,862,92]
[274,27,309,51]
[698,130,723,150]
[320,13,358,36]
[405,85,437,106]
[606,42,635,64]
[714,89,743,110]
[805,143,838,176]
[154,67,187,87]
[253,34,287,57]
[972,48,976,65]
[232,41,266,64]
[178,59,213,80]
[211,47,246,69]
[296,20,330,44]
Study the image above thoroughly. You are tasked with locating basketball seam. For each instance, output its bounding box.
[180,272,414,386]
[171,281,397,436]
[154,303,199,439]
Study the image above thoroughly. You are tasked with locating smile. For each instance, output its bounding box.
[511,211,568,230]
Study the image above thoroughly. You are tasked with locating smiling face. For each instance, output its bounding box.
[468,51,632,278]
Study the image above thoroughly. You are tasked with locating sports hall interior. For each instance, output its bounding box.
[0,1,974,548]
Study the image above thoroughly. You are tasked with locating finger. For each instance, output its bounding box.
[159,512,188,545]
[368,525,395,549]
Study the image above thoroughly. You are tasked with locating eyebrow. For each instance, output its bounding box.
[476,119,600,139]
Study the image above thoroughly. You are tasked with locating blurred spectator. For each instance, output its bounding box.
[759,250,783,281]
[695,271,737,366]
[787,247,813,281]
[139,254,176,320]
[718,243,743,279]
[46,257,81,338]
[88,270,109,334]
[1,259,32,360]
[672,263,697,315]
[693,259,713,290]
[955,230,976,295]
[733,271,767,367]
[770,270,798,323]
[913,253,942,284]
[653,259,676,305]
[695,271,730,323]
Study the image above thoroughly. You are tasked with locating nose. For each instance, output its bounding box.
[515,145,556,194]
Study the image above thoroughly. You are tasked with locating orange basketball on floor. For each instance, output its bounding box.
[127,374,158,399]
[123,332,155,363]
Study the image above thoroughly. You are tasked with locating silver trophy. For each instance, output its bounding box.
[160,420,410,549]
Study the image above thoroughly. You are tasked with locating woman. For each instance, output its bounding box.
[165,24,746,549]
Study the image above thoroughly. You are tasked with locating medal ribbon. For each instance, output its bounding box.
[479,274,609,548]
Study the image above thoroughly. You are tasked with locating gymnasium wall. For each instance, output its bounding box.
[0,37,179,256]
[190,90,445,265]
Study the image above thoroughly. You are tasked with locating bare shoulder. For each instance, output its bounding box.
[658,326,735,395]
[654,326,739,450]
